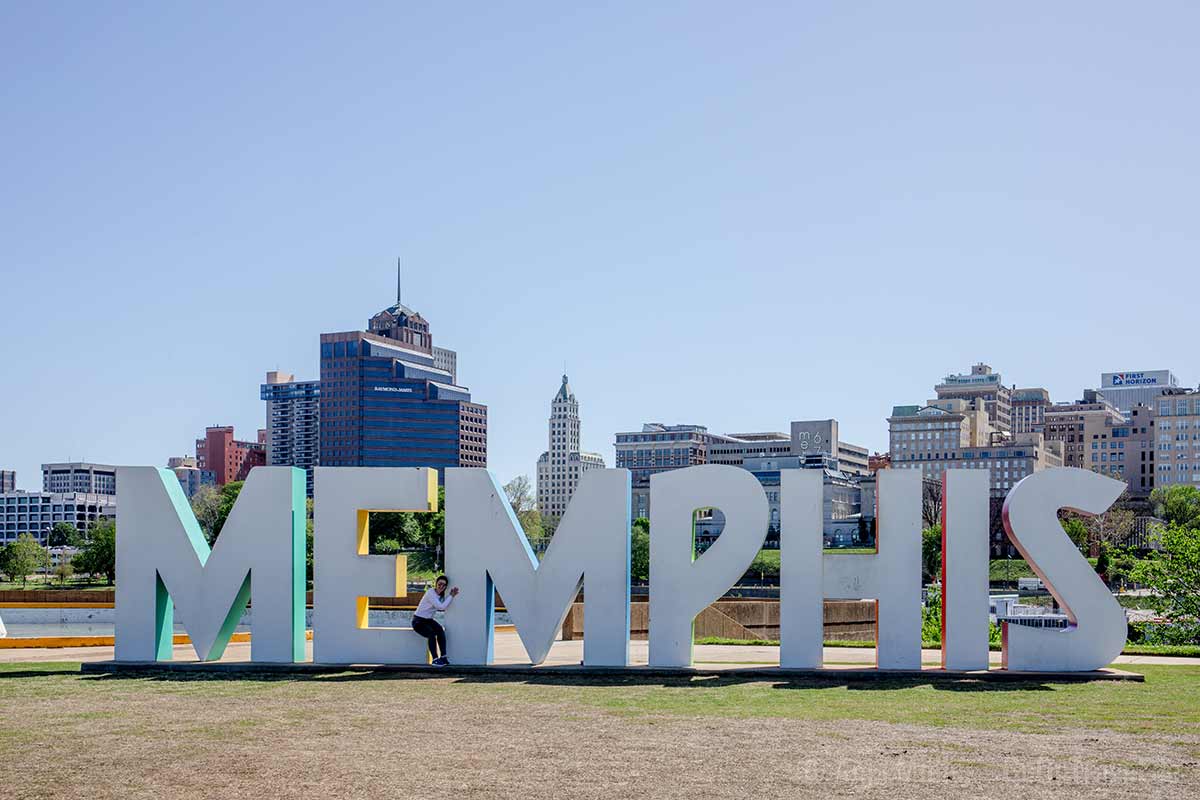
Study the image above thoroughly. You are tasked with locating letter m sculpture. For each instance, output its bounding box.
[114,467,307,663]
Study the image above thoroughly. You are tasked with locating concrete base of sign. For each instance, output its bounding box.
[79,660,1144,683]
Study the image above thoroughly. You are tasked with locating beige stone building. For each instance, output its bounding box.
[1011,387,1051,434]
[935,363,1013,434]
[1042,390,1125,473]
[1153,388,1200,490]
[1125,404,1157,496]
[888,403,1063,495]
[536,375,605,520]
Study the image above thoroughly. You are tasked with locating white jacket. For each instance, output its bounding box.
[414,588,453,620]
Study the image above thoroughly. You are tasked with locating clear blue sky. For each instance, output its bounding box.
[2,3,1197,491]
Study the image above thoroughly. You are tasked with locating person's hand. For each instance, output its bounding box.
[449,586,460,597]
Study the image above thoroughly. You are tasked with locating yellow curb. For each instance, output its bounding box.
[0,602,115,609]
[0,630,316,649]
[0,603,509,612]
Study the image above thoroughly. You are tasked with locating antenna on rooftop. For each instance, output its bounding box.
[396,256,402,305]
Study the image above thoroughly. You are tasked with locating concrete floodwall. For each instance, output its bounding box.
[560,599,876,642]
[0,590,116,604]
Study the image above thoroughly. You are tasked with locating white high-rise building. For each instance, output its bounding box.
[536,375,605,519]
[261,370,321,496]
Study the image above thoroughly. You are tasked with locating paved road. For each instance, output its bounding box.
[1,633,1195,667]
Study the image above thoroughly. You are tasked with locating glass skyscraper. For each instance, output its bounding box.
[318,294,486,478]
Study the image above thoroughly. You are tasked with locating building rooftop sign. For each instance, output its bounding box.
[941,373,1000,385]
[1102,370,1176,388]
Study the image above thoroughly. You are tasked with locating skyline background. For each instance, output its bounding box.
[2,3,1198,490]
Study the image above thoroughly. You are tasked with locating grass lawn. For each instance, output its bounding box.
[745,548,881,579]
[0,662,1196,799]
[0,580,112,592]
[696,636,1200,658]
[400,549,442,583]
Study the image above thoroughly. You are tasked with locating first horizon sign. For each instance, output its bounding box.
[110,465,1128,672]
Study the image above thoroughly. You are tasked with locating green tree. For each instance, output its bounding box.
[1130,521,1200,643]
[54,561,75,586]
[921,524,942,585]
[367,486,445,553]
[1085,496,1135,556]
[1151,485,1200,529]
[305,498,314,586]
[191,484,223,544]
[503,475,544,541]
[212,481,244,544]
[2,534,51,588]
[185,480,248,546]
[1060,516,1089,551]
[922,586,943,645]
[630,517,650,583]
[373,537,403,555]
[746,550,780,580]
[73,519,117,585]
[48,522,84,549]
[416,486,446,550]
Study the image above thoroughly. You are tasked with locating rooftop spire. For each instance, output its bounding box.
[396,256,402,305]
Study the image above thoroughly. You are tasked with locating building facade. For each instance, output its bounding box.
[432,346,458,384]
[0,491,116,545]
[195,426,266,486]
[707,432,792,466]
[167,456,216,499]
[614,418,870,529]
[1100,370,1179,418]
[318,277,486,478]
[935,363,1013,434]
[1042,391,1125,472]
[42,462,118,495]
[261,370,321,496]
[1124,404,1157,496]
[868,452,891,472]
[614,424,718,521]
[536,375,605,519]
[706,420,870,477]
[1011,387,1051,434]
[740,456,868,546]
[1154,388,1200,489]
[0,471,14,494]
[887,404,1063,495]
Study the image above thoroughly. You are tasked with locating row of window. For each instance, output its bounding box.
[1158,399,1200,416]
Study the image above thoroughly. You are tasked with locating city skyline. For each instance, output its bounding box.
[3,5,1199,490]
[0,257,1193,490]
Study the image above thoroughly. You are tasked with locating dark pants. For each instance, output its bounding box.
[412,615,446,660]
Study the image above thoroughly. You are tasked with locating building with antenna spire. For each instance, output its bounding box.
[536,374,606,520]
[318,259,486,479]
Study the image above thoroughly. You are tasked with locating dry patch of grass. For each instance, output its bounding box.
[0,664,1197,799]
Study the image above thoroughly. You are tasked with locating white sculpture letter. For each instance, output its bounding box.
[1001,468,1127,672]
[823,468,922,669]
[941,469,990,671]
[114,466,306,663]
[313,467,437,664]
[444,468,631,666]
[779,469,824,669]
[648,464,768,667]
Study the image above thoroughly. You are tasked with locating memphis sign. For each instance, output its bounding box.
[111,465,1128,672]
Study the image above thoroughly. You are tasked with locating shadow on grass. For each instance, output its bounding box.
[73,666,1075,693]
[0,668,82,679]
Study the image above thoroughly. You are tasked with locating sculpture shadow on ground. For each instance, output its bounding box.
[70,664,1097,693]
